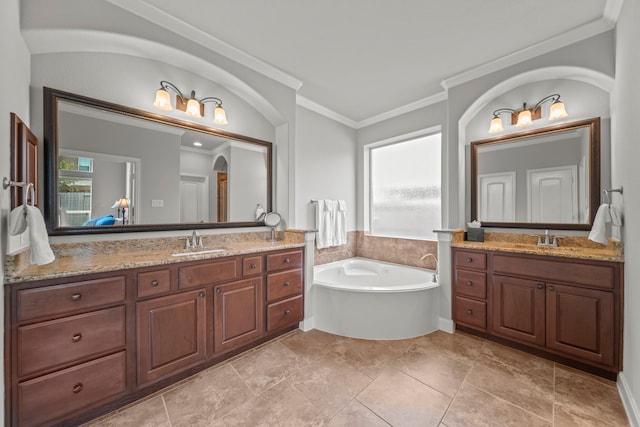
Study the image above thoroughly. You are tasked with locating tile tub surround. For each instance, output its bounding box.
[314,231,438,270]
[3,230,306,283]
[452,230,624,262]
[82,329,630,427]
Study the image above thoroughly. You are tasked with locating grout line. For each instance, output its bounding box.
[160,394,173,427]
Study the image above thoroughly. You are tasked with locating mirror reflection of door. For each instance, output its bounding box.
[180,175,209,223]
[217,172,228,222]
[527,165,578,223]
[478,171,516,222]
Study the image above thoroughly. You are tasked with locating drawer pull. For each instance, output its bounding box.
[284,258,290,263]
[150,280,159,287]
[71,293,82,301]
[199,291,206,298]
[216,288,221,294]
[283,281,290,287]
[466,281,473,286]
[72,383,83,394]
[71,333,82,343]
[250,263,257,269]
[466,257,473,263]
[537,284,544,289]
[284,309,291,315]
[467,309,473,315]
[548,285,555,291]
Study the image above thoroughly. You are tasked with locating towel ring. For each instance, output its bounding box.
[24,183,35,206]
[603,187,623,205]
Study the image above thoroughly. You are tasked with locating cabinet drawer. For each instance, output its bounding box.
[267,250,303,272]
[454,250,487,270]
[455,296,487,330]
[243,255,264,277]
[179,258,240,289]
[138,269,171,298]
[18,306,125,378]
[454,269,487,299]
[18,351,126,427]
[17,276,126,321]
[267,295,303,332]
[267,269,303,302]
[493,255,614,289]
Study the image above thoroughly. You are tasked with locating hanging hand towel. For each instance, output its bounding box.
[8,205,28,236]
[334,200,347,246]
[588,204,613,245]
[25,205,55,265]
[315,200,330,249]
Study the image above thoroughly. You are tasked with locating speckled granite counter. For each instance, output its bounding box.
[451,231,623,263]
[4,230,308,284]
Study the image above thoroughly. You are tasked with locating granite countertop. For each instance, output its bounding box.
[4,230,308,284]
[451,231,623,263]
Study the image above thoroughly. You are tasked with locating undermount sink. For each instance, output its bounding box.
[171,248,227,257]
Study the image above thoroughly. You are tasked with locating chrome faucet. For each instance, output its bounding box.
[536,230,559,247]
[182,231,204,249]
[420,253,439,283]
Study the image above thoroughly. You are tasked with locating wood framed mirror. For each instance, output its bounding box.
[470,117,600,230]
[44,87,273,235]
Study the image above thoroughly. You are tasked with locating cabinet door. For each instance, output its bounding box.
[137,290,207,386]
[214,278,264,354]
[491,275,545,346]
[546,283,614,366]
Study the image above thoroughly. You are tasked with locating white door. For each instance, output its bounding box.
[478,171,516,222]
[527,165,577,223]
[180,175,209,223]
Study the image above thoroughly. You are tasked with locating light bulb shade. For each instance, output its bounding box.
[185,99,202,118]
[549,101,568,120]
[488,117,504,133]
[213,105,228,125]
[516,109,533,127]
[153,89,173,111]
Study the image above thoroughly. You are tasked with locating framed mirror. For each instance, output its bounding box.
[470,117,600,230]
[44,87,272,235]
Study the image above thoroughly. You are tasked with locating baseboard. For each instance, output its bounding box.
[618,372,640,427]
[299,317,314,332]
[439,317,454,333]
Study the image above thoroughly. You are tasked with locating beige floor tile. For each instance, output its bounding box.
[231,341,303,395]
[326,400,391,427]
[357,369,451,427]
[480,339,555,380]
[420,330,484,364]
[325,336,397,379]
[466,354,554,420]
[554,402,629,427]
[280,329,351,366]
[289,359,372,418]
[443,383,551,427]
[83,396,170,427]
[223,380,325,427]
[163,364,253,426]
[396,345,470,397]
[554,366,629,426]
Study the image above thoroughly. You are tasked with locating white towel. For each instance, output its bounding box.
[589,204,621,246]
[334,200,347,246]
[315,200,329,249]
[25,205,56,265]
[9,205,28,236]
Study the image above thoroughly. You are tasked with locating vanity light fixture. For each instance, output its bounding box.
[153,80,228,125]
[488,94,568,134]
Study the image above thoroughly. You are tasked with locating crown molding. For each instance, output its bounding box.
[355,92,448,129]
[105,0,302,90]
[296,95,358,128]
[441,17,614,91]
[603,0,624,25]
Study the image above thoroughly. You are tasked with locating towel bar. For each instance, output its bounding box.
[603,187,623,204]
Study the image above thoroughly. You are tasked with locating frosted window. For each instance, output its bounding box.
[370,134,441,239]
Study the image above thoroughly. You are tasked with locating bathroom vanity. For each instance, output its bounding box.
[452,233,623,378]
[3,237,305,426]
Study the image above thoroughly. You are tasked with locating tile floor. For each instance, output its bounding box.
[85,329,630,427]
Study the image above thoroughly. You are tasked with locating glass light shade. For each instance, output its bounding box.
[213,105,228,125]
[185,99,202,118]
[117,198,129,208]
[153,89,173,111]
[488,117,504,133]
[516,109,533,127]
[549,101,568,120]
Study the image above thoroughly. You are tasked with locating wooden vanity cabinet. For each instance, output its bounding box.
[452,247,623,376]
[452,250,488,331]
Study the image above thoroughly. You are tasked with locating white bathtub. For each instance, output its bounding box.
[313,258,439,340]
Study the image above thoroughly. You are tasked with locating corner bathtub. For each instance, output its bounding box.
[313,258,439,340]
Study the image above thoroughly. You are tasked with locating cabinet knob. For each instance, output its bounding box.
[71,293,82,301]
[250,264,257,269]
[284,258,290,263]
[283,281,290,287]
[537,284,544,289]
[199,291,206,298]
[284,309,291,315]
[466,281,473,286]
[72,383,83,394]
[216,288,221,294]
[467,309,473,315]
[466,257,473,263]
[72,333,82,343]
[150,280,159,287]
[548,285,555,291]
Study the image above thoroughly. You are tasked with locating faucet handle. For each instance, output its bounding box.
[181,237,192,249]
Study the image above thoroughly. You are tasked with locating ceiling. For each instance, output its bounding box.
[22,0,616,127]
